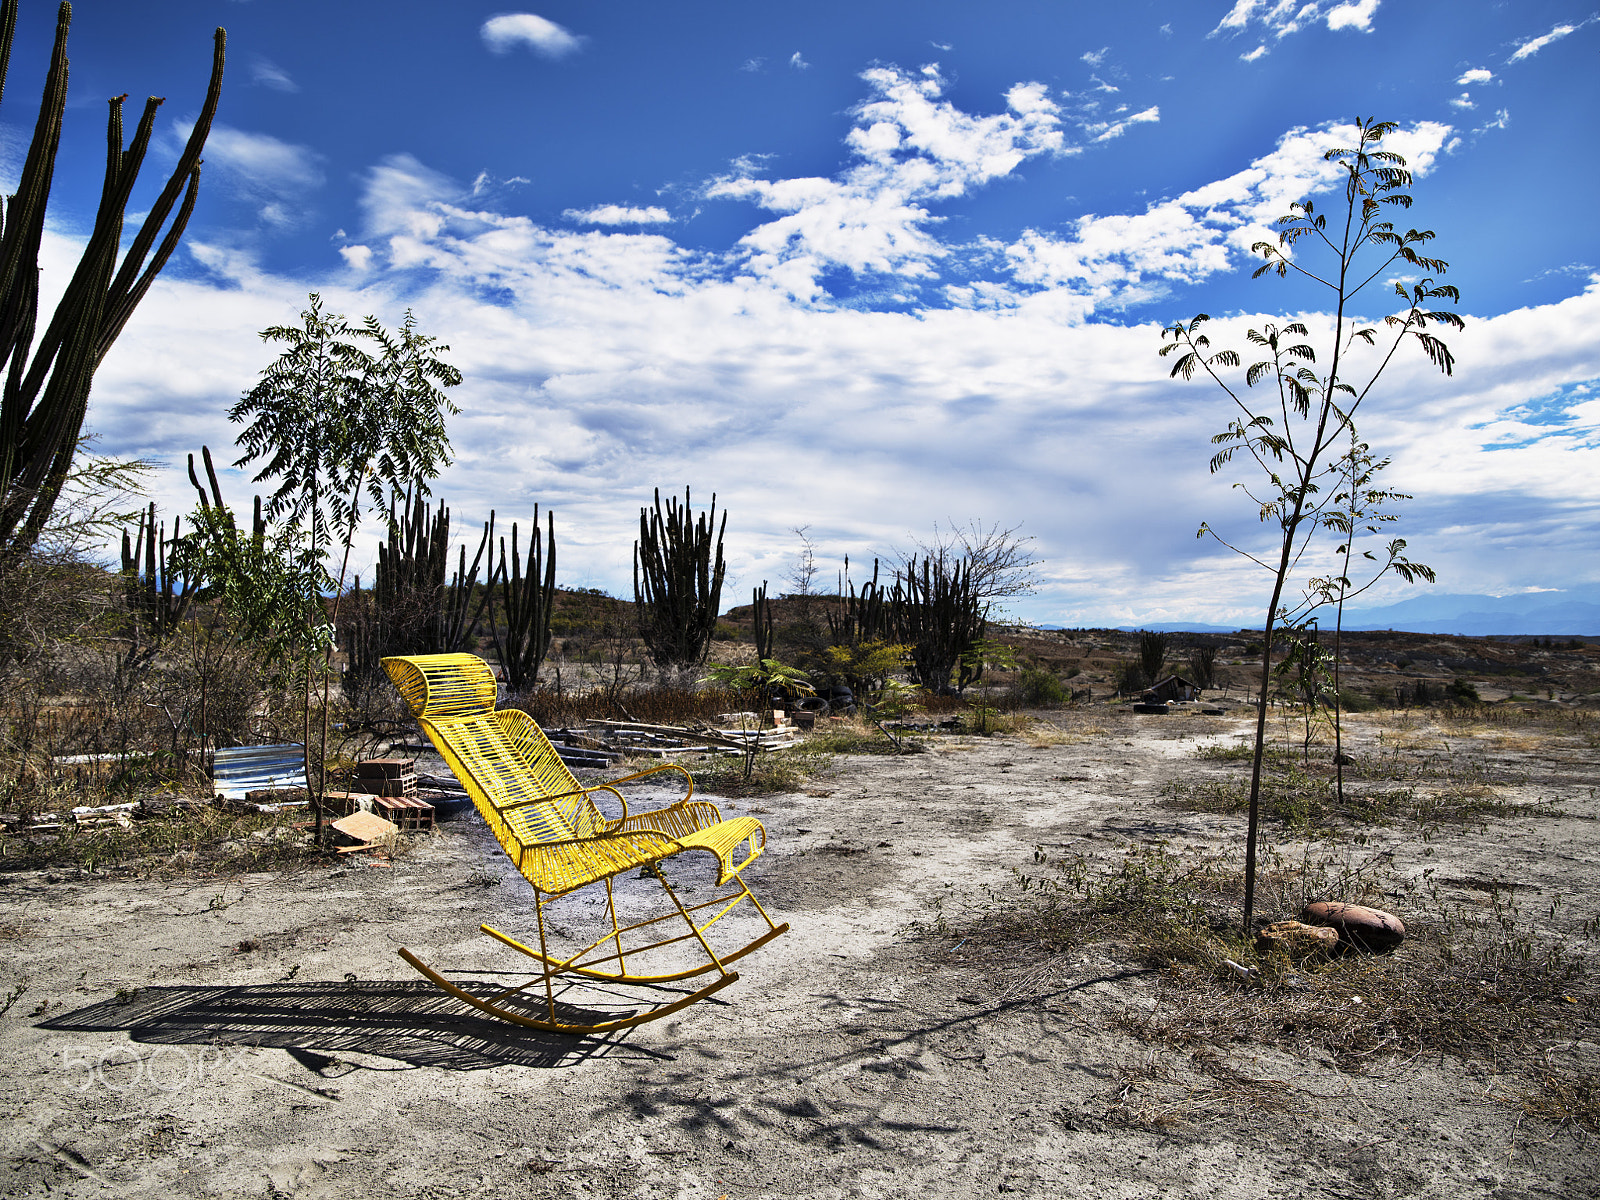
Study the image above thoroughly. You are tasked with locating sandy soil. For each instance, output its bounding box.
[2,708,1596,1199]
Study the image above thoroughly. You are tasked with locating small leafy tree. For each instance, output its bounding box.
[1159,118,1462,930]
[703,658,813,779]
[224,298,460,840]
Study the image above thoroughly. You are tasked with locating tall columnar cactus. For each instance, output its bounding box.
[886,555,987,694]
[633,487,726,670]
[751,581,774,662]
[487,508,557,693]
[0,3,225,558]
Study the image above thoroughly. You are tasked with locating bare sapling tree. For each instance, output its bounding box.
[1159,117,1463,931]
[906,519,1041,606]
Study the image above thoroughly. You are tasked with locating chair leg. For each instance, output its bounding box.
[478,872,788,984]
[396,947,739,1034]
[399,867,789,1032]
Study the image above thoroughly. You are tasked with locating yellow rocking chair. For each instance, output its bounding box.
[382,653,788,1033]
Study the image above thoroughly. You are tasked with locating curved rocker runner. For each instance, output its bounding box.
[382,653,789,1034]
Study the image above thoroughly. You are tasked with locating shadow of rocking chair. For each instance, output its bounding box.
[381,653,789,1034]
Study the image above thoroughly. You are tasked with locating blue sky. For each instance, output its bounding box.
[9,1,1599,625]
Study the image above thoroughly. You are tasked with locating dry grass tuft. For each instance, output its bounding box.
[932,839,1598,1106]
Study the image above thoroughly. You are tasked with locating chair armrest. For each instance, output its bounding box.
[610,799,726,838]
[595,761,695,800]
[581,760,695,825]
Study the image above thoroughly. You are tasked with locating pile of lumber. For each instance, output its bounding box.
[580,713,800,759]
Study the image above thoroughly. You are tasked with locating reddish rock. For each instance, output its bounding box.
[1255,920,1341,962]
[1301,901,1406,953]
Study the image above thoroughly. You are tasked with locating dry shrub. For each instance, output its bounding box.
[515,684,747,728]
[1,804,321,875]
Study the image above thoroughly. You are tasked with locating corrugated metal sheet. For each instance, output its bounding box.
[211,744,307,799]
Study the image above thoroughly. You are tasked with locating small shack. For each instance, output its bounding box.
[1142,675,1201,704]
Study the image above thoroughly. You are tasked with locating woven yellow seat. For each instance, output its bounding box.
[382,653,788,1033]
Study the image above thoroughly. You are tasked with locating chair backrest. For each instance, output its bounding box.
[382,654,605,847]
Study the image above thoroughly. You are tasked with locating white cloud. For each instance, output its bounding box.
[190,124,323,192]
[740,57,765,73]
[1003,118,1451,318]
[1081,47,1109,66]
[1448,92,1474,110]
[1325,0,1380,32]
[249,57,298,93]
[1240,44,1269,62]
[1476,108,1511,135]
[789,51,810,70]
[174,122,324,226]
[704,67,1068,293]
[1212,0,1381,39]
[1508,16,1596,62]
[480,13,583,58]
[1456,67,1492,85]
[78,75,1597,627]
[1088,106,1159,143]
[564,205,673,225]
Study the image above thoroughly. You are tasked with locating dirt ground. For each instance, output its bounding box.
[2,706,1596,1199]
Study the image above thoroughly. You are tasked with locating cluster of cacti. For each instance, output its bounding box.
[883,555,987,694]
[487,508,557,693]
[826,557,890,646]
[633,487,726,670]
[374,492,489,657]
[119,502,197,669]
[0,3,225,559]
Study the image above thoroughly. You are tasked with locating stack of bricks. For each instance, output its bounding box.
[350,758,434,831]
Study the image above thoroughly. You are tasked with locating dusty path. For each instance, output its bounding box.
[1,710,1596,1198]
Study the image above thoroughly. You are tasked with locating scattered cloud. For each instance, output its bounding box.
[1456,67,1492,85]
[704,68,1068,295]
[1508,15,1597,62]
[1005,118,1451,315]
[1088,105,1159,143]
[249,57,298,93]
[1212,0,1381,39]
[564,204,673,225]
[1475,108,1511,135]
[789,51,810,70]
[1325,0,1380,32]
[740,57,766,73]
[1240,44,1269,62]
[1448,92,1474,110]
[175,122,324,227]
[480,13,583,58]
[339,244,373,270]
[1081,47,1109,67]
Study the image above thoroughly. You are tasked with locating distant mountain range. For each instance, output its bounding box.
[1080,593,1598,637]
